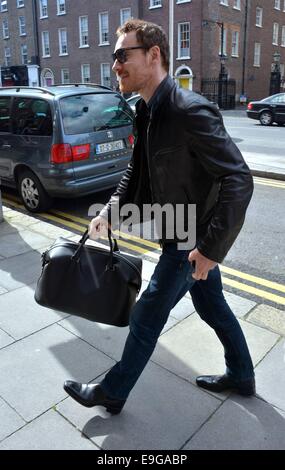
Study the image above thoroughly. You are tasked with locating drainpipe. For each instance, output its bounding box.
[32,0,41,85]
[169,0,174,79]
[242,0,249,96]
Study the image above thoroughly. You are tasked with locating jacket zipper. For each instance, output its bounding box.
[146,113,154,203]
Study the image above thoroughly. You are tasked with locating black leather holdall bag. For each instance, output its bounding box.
[34,230,142,327]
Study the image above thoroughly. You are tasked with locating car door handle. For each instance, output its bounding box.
[2,144,12,149]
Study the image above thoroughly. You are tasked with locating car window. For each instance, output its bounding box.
[60,93,133,135]
[12,97,52,136]
[270,95,285,104]
[0,96,12,133]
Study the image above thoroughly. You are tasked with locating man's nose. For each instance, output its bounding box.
[112,60,121,72]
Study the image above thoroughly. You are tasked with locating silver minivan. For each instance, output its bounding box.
[0,84,134,212]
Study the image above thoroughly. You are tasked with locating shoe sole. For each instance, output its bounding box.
[63,384,124,414]
[197,382,255,396]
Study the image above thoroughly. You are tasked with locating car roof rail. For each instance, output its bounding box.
[0,86,55,96]
[51,83,113,91]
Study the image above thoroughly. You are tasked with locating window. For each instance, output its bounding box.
[57,0,65,15]
[177,1,191,4]
[219,27,227,55]
[12,98,52,136]
[2,18,9,39]
[274,0,281,10]
[1,1,7,12]
[42,31,50,56]
[4,46,11,66]
[17,0,25,7]
[273,23,279,45]
[254,42,261,67]
[19,16,26,36]
[0,97,11,133]
[21,44,28,64]
[60,93,133,135]
[101,63,111,88]
[61,68,70,84]
[81,64,90,83]
[120,8,131,26]
[178,22,190,58]
[39,0,48,18]
[231,31,239,56]
[59,28,68,55]
[220,0,229,5]
[149,0,162,7]
[282,26,285,47]
[79,16,89,47]
[233,0,241,9]
[256,7,263,27]
[99,12,109,45]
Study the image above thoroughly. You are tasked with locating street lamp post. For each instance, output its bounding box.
[270,52,281,96]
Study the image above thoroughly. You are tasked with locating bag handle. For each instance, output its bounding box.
[71,228,119,269]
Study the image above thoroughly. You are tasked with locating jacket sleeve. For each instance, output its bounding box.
[185,101,254,263]
[99,158,134,227]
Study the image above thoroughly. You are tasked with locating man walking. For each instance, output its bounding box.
[64,20,255,415]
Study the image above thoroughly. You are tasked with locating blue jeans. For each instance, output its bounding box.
[101,243,254,400]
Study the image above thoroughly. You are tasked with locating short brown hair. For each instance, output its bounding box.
[117,19,170,72]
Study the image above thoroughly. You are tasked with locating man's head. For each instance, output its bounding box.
[112,19,169,98]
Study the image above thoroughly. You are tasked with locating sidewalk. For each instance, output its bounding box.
[0,205,284,451]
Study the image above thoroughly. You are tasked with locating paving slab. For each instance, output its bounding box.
[0,230,53,258]
[0,250,42,291]
[26,220,74,240]
[0,221,18,237]
[57,362,221,450]
[248,304,285,336]
[183,395,285,450]
[59,317,129,362]
[0,284,68,340]
[0,328,15,348]
[152,313,279,390]
[0,285,8,295]
[0,324,115,421]
[0,409,98,450]
[254,338,285,411]
[0,397,25,442]
[223,291,256,318]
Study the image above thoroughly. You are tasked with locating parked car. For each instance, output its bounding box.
[126,93,141,112]
[247,93,285,126]
[0,84,134,212]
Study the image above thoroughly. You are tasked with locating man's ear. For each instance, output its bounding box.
[149,45,161,63]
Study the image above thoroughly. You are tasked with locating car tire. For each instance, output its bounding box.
[259,111,273,126]
[18,170,52,213]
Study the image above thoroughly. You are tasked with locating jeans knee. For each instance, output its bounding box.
[130,315,161,347]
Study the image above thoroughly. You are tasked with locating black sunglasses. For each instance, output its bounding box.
[112,46,148,64]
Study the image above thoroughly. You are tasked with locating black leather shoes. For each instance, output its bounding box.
[63,381,126,414]
[196,374,255,396]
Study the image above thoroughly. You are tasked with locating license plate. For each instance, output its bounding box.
[96,140,124,154]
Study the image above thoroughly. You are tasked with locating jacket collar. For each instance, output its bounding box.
[135,75,176,117]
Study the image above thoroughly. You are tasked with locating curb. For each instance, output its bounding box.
[251,169,285,182]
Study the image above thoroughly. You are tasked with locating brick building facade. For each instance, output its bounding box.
[0,0,284,102]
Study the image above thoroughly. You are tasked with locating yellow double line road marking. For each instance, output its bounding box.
[3,195,285,306]
[253,177,285,189]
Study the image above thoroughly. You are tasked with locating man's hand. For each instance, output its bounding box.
[88,216,110,240]
[188,248,217,281]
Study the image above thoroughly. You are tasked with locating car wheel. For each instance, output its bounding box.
[259,111,273,126]
[18,170,52,213]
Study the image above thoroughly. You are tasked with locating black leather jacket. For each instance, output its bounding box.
[101,76,253,263]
